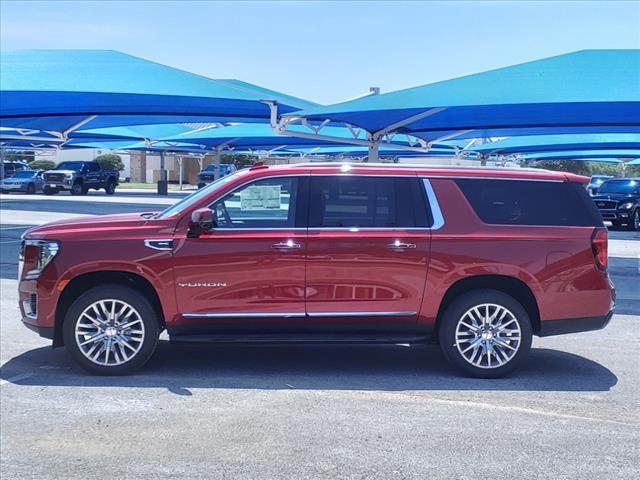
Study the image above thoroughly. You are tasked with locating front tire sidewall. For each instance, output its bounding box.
[62,285,160,375]
[105,181,116,195]
[70,182,84,195]
[439,289,533,378]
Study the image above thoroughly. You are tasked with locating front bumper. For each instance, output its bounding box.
[0,184,28,192]
[44,182,72,191]
[598,209,634,221]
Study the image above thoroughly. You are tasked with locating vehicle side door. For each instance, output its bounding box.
[171,174,309,333]
[84,162,102,187]
[305,174,431,327]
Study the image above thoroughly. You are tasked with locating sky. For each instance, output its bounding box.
[1,0,639,105]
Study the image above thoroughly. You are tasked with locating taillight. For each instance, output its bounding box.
[591,228,608,272]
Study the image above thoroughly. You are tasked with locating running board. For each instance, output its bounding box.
[169,333,431,345]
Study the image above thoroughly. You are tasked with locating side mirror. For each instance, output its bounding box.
[188,207,214,237]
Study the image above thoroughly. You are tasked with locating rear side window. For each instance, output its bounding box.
[455,179,603,227]
[309,176,428,228]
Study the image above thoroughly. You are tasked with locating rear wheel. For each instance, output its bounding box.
[43,186,58,195]
[438,289,532,378]
[105,180,116,195]
[62,285,160,375]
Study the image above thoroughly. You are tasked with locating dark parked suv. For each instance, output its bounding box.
[592,178,640,230]
[19,164,614,377]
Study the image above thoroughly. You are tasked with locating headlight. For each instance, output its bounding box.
[20,239,60,277]
[619,202,634,210]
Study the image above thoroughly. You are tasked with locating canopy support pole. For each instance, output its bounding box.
[0,147,5,180]
[367,142,379,163]
[157,150,168,196]
[178,156,183,190]
[213,147,222,181]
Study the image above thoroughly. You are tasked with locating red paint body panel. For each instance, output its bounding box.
[18,164,613,340]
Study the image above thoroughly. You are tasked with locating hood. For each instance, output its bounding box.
[1,177,32,183]
[592,192,640,202]
[44,169,76,175]
[24,212,162,238]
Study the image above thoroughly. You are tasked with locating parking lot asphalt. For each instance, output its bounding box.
[1,191,639,479]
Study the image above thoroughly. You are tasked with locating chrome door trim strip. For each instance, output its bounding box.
[422,179,445,230]
[183,312,306,319]
[305,311,417,318]
[182,311,416,319]
[307,227,430,232]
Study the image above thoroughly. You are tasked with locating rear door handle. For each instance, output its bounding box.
[387,241,416,250]
[271,240,301,250]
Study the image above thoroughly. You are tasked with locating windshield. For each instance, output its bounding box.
[10,171,35,178]
[55,161,86,171]
[156,169,248,219]
[598,179,640,195]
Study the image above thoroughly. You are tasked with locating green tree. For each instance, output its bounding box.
[589,162,622,177]
[531,159,591,176]
[5,151,34,163]
[95,153,125,172]
[221,153,258,169]
[28,159,56,170]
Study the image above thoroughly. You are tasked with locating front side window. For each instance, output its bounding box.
[309,176,426,228]
[211,176,298,229]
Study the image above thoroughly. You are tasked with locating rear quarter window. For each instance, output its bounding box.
[455,179,603,227]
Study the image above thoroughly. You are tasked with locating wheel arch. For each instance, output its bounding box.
[434,275,541,336]
[53,270,166,347]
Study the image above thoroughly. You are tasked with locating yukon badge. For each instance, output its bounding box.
[178,281,227,288]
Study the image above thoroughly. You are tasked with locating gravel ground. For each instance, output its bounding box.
[1,192,638,479]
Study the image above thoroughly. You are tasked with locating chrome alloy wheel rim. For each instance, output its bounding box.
[75,300,145,366]
[454,303,522,369]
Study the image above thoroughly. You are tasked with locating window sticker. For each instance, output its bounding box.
[240,185,282,210]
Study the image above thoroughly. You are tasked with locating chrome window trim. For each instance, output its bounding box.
[307,227,429,232]
[143,239,174,251]
[422,179,445,230]
[440,175,563,183]
[183,311,416,319]
[211,227,308,232]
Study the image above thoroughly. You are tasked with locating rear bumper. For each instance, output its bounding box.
[538,310,614,337]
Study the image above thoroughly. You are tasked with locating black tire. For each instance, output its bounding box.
[26,183,36,194]
[438,289,533,379]
[105,180,116,195]
[70,182,84,196]
[627,209,639,231]
[197,182,205,189]
[62,285,160,375]
[43,186,58,195]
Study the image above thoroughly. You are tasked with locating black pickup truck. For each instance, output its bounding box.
[42,161,119,195]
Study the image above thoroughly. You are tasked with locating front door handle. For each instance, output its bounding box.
[271,240,301,250]
[387,241,417,251]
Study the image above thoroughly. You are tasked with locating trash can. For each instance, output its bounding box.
[157,180,168,196]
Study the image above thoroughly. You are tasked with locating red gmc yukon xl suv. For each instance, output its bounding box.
[19,163,615,378]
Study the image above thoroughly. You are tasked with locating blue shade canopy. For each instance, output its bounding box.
[287,50,640,136]
[0,50,318,132]
[627,159,640,165]
[161,123,446,150]
[471,134,640,155]
[522,150,640,160]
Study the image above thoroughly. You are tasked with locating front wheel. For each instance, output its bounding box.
[438,289,532,378]
[43,186,58,195]
[627,209,639,231]
[105,181,116,195]
[26,183,36,194]
[62,285,160,375]
[70,182,84,195]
